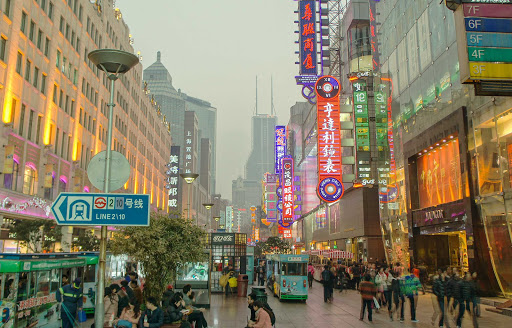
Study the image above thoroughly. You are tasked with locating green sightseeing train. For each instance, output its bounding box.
[0,252,139,328]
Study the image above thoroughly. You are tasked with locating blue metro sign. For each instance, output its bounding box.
[51,193,150,226]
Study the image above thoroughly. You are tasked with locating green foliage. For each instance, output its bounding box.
[9,219,62,253]
[110,212,207,300]
[255,236,290,256]
[72,230,100,251]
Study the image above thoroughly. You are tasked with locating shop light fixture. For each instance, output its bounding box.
[450,135,454,139]
[442,139,446,142]
[430,146,433,149]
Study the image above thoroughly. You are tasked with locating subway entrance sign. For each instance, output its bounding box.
[455,1,512,95]
[51,193,150,226]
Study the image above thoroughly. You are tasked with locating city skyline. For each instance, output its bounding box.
[120,0,304,198]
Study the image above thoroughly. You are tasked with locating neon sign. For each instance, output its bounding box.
[282,157,294,225]
[299,1,318,77]
[316,76,344,202]
[275,126,287,174]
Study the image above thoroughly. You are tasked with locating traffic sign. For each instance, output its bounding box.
[51,193,150,226]
[87,151,131,192]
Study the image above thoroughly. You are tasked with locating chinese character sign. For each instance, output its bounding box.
[184,130,194,174]
[167,146,181,211]
[275,126,287,174]
[316,76,344,202]
[299,0,318,76]
[281,157,294,224]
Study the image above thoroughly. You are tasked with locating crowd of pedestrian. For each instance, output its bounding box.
[315,259,480,327]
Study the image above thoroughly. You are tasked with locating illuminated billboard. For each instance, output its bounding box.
[315,76,344,202]
[282,157,294,225]
[275,126,287,175]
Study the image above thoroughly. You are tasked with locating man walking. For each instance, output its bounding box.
[359,274,376,322]
[433,268,448,327]
[57,277,83,328]
[321,265,334,303]
[256,260,266,286]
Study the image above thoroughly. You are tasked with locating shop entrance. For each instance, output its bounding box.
[415,230,468,274]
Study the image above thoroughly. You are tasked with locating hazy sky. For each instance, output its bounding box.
[120,0,303,199]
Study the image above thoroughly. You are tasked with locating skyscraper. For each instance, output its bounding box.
[143,52,186,150]
[245,114,277,181]
[144,52,217,194]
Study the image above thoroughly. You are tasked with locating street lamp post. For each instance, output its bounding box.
[180,173,199,222]
[213,216,221,231]
[88,49,138,328]
[202,203,214,231]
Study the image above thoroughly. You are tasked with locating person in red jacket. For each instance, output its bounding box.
[248,301,272,328]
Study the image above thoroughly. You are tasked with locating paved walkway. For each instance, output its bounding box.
[203,281,511,328]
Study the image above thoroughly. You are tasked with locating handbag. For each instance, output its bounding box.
[77,309,87,323]
[373,297,380,309]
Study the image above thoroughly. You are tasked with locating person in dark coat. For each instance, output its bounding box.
[247,293,257,323]
[432,268,447,327]
[140,296,164,328]
[456,272,477,328]
[163,292,191,328]
[56,278,83,328]
[121,280,135,300]
[321,265,334,303]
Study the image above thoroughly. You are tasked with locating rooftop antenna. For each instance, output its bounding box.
[271,76,275,116]
[255,76,258,116]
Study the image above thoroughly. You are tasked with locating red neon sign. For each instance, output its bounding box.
[316,76,344,202]
[282,157,294,224]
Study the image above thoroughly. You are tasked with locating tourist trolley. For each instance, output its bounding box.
[0,253,87,328]
[266,254,309,301]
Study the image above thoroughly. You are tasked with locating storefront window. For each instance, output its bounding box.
[483,215,512,295]
[1,273,16,300]
[416,136,462,208]
[37,271,50,296]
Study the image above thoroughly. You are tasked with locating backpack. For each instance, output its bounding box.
[352,266,361,277]
[263,306,276,326]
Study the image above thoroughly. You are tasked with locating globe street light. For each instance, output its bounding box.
[203,203,214,231]
[180,173,199,222]
[88,48,138,328]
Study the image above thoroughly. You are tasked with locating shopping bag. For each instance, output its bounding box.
[77,309,87,323]
[373,297,380,309]
[219,274,229,287]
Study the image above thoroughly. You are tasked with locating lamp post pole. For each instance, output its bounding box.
[203,203,214,231]
[180,173,199,222]
[88,49,138,328]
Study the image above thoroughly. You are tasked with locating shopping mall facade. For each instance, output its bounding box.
[288,0,512,297]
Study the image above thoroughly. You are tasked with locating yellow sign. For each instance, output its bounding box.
[468,62,512,80]
[44,164,54,188]
[3,145,15,174]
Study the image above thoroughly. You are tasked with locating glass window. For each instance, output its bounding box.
[24,59,31,81]
[3,161,19,191]
[29,20,35,41]
[37,271,50,296]
[21,12,27,34]
[16,51,22,74]
[33,66,39,88]
[27,110,34,141]
[48,2,54,20]
[37,29,43,49]
[41,74,47,94]
[0,36,7,61]
[4,0,12,17]
[19,104,26,136]
[44,37,50,57]
[23,163,38,195]
[49,269,60,293]
[285,263,306,276]
[2,273,16,300]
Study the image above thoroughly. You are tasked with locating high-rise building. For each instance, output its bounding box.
[143,52,186,148]
[0,0,172,252]
[144,53,217,195]
[245,114,277,181]
[182,94,217,194]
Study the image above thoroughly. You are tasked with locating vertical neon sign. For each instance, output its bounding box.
[282,157,294,225]
[275,126,287,174]
[316,76,344,202]
[299,0,318,76]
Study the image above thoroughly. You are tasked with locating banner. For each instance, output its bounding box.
[44,164,53,188]
[3,145,14,174]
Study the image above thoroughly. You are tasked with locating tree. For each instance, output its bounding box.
[110,212,207,300]
[72,230,100,251]
[255,236,291,257]
[9,219,62,253]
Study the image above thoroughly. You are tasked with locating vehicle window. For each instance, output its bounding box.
[2,273,16,300]
[84,265,95,283]
[37,271,50,296]
[28,272,37,297]
[286,263,306,276]
[49,269,60,293]
[17,273,29,302]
